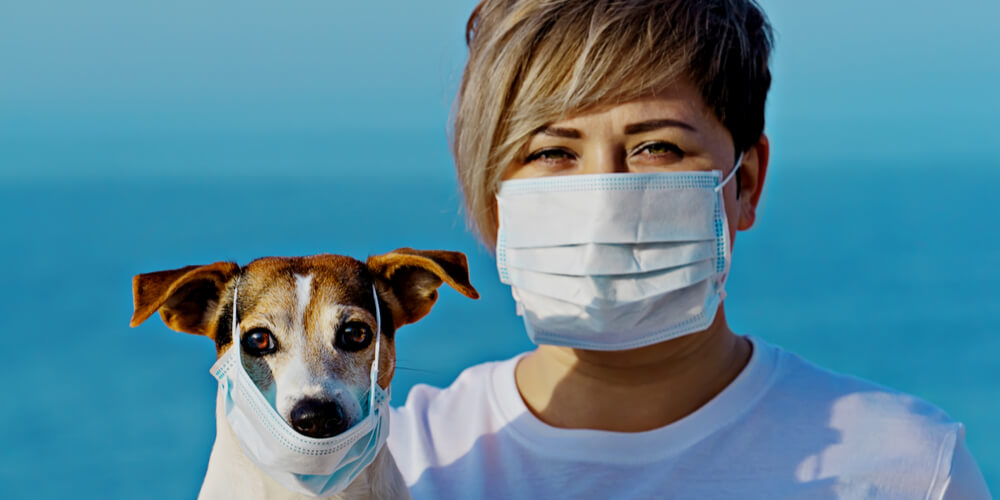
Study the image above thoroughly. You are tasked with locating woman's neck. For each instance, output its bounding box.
[514,307,752,432]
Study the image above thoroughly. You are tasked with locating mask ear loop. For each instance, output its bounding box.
[713,153,743,302]
[714,152,744,195]
[368,282,382,414]
[232,276,241,355]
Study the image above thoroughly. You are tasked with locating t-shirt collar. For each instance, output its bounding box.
[488,336,782,463]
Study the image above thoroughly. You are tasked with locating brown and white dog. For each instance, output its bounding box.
[129,248,479,499]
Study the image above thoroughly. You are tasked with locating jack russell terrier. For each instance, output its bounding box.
[129,248,479,499]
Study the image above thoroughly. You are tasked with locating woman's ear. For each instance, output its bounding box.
[367,248,479,328]
[129,261,239,337]
[738,133,770,231]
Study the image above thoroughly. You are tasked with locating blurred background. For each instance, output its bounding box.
[1,0,997,497]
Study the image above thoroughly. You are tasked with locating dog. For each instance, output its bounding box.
[129,248,479,499]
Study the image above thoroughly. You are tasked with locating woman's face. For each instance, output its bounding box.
[503,78,769,234]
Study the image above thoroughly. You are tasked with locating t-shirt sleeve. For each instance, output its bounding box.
[939,426,992,500]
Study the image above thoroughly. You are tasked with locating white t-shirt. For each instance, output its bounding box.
[388,336,991,499]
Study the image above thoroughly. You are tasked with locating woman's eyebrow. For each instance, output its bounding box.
[536,126,582,139]
[624,119,696,135]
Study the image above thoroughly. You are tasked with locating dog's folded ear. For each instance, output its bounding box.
[129,262,240,337]
[367,248,479,327]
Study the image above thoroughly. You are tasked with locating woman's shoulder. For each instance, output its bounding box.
[758,337,958,432]
[392,354,522,418]
[388,354,527,486]
[749,337,981,498]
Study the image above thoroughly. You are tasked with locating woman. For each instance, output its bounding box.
[388,0,990,498]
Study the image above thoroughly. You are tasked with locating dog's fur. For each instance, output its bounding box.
[130,249,479,499]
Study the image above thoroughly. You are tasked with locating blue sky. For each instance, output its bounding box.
[1,0,997,180]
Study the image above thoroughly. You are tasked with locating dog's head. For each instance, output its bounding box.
[129,248,478,438]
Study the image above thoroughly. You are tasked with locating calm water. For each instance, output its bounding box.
[1,164,997,498]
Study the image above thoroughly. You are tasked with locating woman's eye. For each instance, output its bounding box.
[634,141,683,158]
[241,328,278,356]
[336,321,373,352]
[525,148,575,163]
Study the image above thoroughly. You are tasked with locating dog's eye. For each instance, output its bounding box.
[335,321,373,352]
[242,328,278,356]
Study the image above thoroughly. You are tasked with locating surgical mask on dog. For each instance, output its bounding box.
[210,280,390,498]
[495,155,742,351]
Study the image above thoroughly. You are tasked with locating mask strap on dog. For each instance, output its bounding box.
[231,276,241,352]
[368,282,382,413]
[715,152,744,194]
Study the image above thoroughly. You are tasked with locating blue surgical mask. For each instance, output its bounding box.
[495,155,742,351]
[210,279,391,497]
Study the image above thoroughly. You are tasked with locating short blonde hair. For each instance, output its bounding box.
[451,0,774,246]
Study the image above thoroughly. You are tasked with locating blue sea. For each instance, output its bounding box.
[1,160,997,498]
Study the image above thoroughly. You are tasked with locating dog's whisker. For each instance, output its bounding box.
[394,365,443,375]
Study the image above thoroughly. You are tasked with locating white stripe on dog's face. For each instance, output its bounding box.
[294,273,312,328]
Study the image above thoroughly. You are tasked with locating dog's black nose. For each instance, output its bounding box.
[290,399,348,438]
